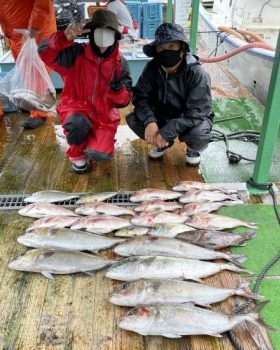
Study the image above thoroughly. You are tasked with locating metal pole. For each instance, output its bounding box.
[166,0,173,23]
[251,30,280,184]
[190,0,199,53]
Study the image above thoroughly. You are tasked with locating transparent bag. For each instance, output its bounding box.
[0,31,56,112]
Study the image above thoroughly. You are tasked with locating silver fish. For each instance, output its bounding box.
[115,226,150,237]
[10,88,56,112]
[75,202,135,216]
[180,201,243,216]
[25,216,80,232]
[119,303,275,338]
[129,188,182,202]
[134,200,182,213]
[179,190,240,204]
[148,223,196,238]
[18,203,79,218]
[184,213,258,230]
[113,236,246,265]
[105,256,252,282]
[177,230,256,249]
[71,215,131,234]
[172,181,237,194]
[8,249,115,279]
[110,279,264,307]
[76,192,119,205]
[131,212,186,227]
[18,228,124,252]
[24,190,80,203]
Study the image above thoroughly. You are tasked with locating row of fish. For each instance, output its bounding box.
[19,202,257,232]
[23,181,240,205]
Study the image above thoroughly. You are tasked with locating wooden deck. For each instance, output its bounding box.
[0,61,277,349]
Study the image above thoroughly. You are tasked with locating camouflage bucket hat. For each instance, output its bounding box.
[143,23,190,57]
[84,9,122,40]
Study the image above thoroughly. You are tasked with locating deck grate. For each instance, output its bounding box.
[0,192,137,210]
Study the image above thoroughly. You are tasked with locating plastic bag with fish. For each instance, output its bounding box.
[0,33,56,112]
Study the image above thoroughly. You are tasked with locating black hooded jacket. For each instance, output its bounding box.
[132,53,213,142]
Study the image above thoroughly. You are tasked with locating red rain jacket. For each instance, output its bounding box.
[38,31,132,159]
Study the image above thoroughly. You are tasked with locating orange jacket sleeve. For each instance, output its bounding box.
[29,0,51,30]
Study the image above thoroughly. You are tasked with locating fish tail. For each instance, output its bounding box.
[245,222,258,229]
[224,263,254,275]
[235,281,265,301]
[228,253,248,266]
[244,301,277,332]
[243,230,257,240]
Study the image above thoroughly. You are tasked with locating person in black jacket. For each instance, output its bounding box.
[126,23,214,166]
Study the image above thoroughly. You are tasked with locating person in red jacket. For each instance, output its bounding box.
[0,0,57,129]
[38,10,132,174]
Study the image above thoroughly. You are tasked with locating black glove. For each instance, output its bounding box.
[110,69,123,92]
[110,79,123,92]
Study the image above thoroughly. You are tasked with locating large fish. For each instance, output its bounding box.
[8,249,115,279]
[110,279,264,307]
[119,303,275,338]
[178,190,240,204]
[172,181,237,194]
[18,203,79,218]
[115,226,150,237]
[25,216,80,232]
[24,190,80,203]
[105,256,252,282]
[148,223,196,238]
[131,212,186,227]
[134,200,182,213]
[17,228,125,252]
[177,229,256,249]
[184,213,258,230]
[76,192,119,205]
[129,188,182,202]
[71,215,131,234]
[75,202,135,216]
[113,236,246,265]
[180,201,243,216]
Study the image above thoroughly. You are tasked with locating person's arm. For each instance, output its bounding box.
[132,61,158,127]
[29,0,51,32]
[38,22,89,77]
[159,66,213,142]
[107,56,133,108]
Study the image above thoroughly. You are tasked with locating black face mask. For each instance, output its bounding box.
[157,49,182,68]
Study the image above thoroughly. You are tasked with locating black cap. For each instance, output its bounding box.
[143,23,190,57]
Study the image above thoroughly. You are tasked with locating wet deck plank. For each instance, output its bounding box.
[0,64,276,350]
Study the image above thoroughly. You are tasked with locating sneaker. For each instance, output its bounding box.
[22,117,45,130]
[149,146,167,159]
[71,159,88,174]
[186,149,201,166]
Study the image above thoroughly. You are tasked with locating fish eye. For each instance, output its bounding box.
[122,282,130,290]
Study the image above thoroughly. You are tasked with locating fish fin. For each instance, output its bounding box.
[89,249,99,254]
[194,302,212,308]
[83,271,96,277]
[162,333,182,338]
[207,333,223,338]
[41,271,54,279]
[188,277,203,283]
[224,263,254,275]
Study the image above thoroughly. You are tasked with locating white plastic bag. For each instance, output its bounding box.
[0,32,56,112]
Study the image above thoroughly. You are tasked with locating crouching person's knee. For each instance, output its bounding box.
[63,114,92,145]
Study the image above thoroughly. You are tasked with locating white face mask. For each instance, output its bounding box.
[94,27,115,48]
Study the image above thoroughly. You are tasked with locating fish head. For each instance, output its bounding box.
[106,257,140,280]
[8,249,40,271]
[110,280,146,305]
[18,203,36,216]
[119,306,155,332]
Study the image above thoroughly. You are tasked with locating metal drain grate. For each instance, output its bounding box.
[0,192,136,210]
